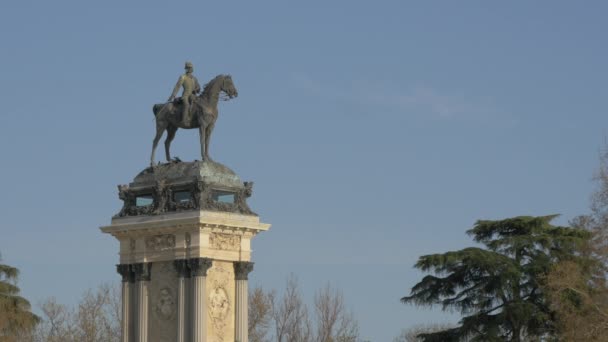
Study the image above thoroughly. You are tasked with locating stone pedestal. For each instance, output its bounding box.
[101,161,270,342]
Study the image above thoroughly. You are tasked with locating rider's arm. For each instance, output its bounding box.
[168,75,185,101]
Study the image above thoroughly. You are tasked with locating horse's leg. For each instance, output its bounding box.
[151,122,165,166]
[199,123,206,162]
[164,126,177,162]
[204,121,215,162]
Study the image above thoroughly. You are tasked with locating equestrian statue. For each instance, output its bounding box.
[151,62,238,166]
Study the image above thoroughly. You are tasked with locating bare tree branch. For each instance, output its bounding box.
[249,286,274,342]
[313,284,358,342]
[270,275,312,342]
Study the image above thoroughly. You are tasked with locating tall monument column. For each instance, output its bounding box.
[234,261,254,342]
[133,263,151,342]
[189,258,212,342]
[102,70,269,342]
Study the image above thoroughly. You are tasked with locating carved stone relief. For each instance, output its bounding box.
[149,262,178,342]
[206,261,234,342]
[145,234,176,252]
[154,287,176,321]
[209,287,230,329]
[209,233,240,251]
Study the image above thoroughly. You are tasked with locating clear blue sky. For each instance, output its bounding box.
[1,1,607,340]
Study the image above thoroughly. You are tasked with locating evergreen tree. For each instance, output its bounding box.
[401,215,590,342]
[0,255,38,341]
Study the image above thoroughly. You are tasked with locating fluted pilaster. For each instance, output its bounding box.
[116,264,133,342]
[234,261,254,342]
[189,258,212,342]
[133,263,151,342]
[173,259,189,342]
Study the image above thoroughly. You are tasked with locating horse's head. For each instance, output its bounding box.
[221,75,238,99]
[200,74,238,102]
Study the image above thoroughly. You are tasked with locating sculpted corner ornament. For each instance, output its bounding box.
[151,62,239,166]
[194,180,205,208]
[117,184,136,217]
[243,181,254,198]
[153,180,170,215]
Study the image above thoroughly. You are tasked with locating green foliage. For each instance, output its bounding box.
[0,255,39,341]
[401,215,590,342]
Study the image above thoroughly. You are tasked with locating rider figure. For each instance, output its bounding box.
[168,61,201,126]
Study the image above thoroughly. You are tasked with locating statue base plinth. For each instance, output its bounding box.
[101,162,269,342]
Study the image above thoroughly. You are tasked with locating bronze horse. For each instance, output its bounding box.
[151,74,238,165]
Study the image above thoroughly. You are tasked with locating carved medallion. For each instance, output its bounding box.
[154,287,175,321]
[209,233,240,251]
[145,234,176,251]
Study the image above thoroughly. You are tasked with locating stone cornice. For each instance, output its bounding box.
[100,210,270,238]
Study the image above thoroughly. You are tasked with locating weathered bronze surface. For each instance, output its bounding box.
[115,160,256,218]
[168,61,201,127]
[151,71,238,166]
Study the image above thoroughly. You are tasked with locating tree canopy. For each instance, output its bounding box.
[0,255,38,341]
[542,149,608,341]
[401,215,590,342]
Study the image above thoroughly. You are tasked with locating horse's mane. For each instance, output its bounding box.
[201,74,229,98]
